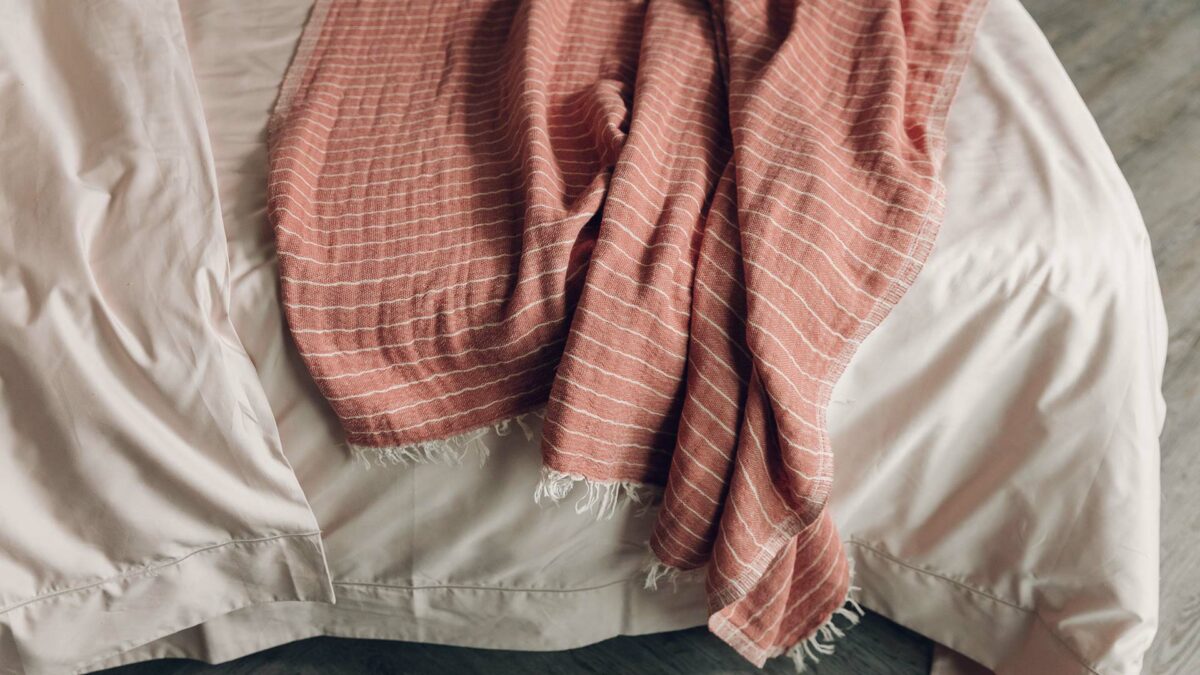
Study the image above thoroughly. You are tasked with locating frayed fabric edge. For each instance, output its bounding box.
[533,466,662,520]
[640,554,863,673]
[642,557,706,591]
[351,409,545,469]
[785,582,865,673]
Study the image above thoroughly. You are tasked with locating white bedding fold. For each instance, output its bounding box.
[0,2,332,673]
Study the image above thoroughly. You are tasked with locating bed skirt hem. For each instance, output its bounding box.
[0,532,333,675]
[847,540,1105,675]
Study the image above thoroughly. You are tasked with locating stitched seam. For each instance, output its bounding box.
[0,531,323,616]
[847,539,1102,675]
[331,575,696,595]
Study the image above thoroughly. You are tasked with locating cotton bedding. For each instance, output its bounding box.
[0,0,1165,674]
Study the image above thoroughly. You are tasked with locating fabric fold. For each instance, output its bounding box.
[267,0,987,666]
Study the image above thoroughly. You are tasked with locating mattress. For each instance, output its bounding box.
[0,0,1166,674]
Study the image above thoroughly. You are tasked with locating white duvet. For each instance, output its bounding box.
[0,1,1166,673]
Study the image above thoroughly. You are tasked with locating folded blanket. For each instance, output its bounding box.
[267,0,985,668]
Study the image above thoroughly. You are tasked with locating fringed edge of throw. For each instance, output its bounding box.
[351,409,545,469]
[533,467,662,519]
[786,594,865,673]
[706,556,864,673]
[784,571,865,674]
[642,556,707,591]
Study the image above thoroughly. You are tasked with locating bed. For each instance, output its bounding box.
[0,0,1166,673]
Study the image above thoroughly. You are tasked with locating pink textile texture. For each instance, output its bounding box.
[267,0,985,665]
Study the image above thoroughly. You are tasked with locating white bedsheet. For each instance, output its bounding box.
[0,0,1165,673]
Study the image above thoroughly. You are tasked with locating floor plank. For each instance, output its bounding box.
[102,1,1198,673]
[100,617,930,675]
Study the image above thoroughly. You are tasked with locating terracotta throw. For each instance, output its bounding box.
[267,0,985,667]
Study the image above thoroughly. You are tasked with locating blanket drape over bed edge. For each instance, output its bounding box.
[266,0,986,667]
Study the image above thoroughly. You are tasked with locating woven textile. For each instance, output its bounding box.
[268,0,985,665]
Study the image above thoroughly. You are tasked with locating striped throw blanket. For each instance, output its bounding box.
[268,0,985,668]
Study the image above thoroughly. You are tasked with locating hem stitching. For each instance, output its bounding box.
[0,531,323,617]
[847,539,1103,675]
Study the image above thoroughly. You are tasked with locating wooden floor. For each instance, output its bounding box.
[100,614,932,675]
[103,1,1198,673]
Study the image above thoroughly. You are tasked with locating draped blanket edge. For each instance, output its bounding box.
[266,0,988,668]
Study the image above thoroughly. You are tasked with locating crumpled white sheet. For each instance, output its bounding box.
[0,2,332,674]
[0,0,1166,673]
